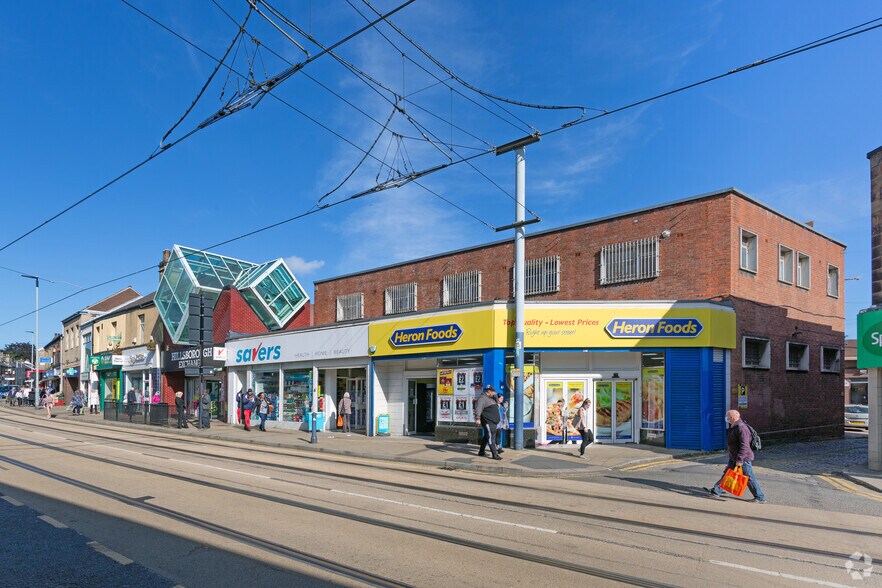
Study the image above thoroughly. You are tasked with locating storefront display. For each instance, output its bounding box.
[253,370,280,422]
[507,364,537,426]
[595,380,634,442]
[283,370,312,423]
[439,396,452,421]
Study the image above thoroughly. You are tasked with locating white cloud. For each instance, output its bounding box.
[284,255,325,275]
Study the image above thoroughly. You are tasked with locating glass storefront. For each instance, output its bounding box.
[253,370,280,422]
[283,370,312,423]
[640,352,665,446]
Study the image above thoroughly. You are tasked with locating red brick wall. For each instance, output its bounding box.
[212,288,311,343]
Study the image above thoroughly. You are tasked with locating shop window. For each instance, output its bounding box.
[385,282,417,315]
[336,293,364,321]
[797,252,811,289]
[742,336,770,369]
[778,245,794,284]
[740,229,758,273]
[600,237,659,285]
[442,270,481,306]
[640,352,665,446]
[253,370,280,422]
[516,255,560,296]
[786,342,808,371]
[827,264,839,298]
[821,346,841,373]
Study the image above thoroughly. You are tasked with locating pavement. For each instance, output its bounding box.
[842,466,882,493]
[2,404,707,477]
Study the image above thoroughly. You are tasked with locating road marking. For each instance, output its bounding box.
[168,459,271,479]
[87,541,133,565]
[819,475,882,503]
[709,560,851,588]
[38,515,68,529]
[1,495,23,506]
[330,489,557,534]
[619,454,718,472]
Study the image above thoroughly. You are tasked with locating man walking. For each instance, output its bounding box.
[475,385,502,460]
[706,410,766,503]
[199,389,211,429]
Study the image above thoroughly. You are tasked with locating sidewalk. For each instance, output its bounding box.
[4,405,709,478]
[841,467,882,494]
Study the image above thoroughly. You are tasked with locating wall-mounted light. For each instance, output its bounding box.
[368,345,377,355]
[660,230,671,239]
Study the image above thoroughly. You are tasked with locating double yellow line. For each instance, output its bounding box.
[619,454,718,472]
[818,474,882,503]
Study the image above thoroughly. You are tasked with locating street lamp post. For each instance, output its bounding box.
[22,275,39,408]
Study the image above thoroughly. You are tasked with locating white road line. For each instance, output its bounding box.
[168,459,271,479]
[1,495,23,506]
[87,541,133,565]
[38,515,68,529]
[709,560,853,588]
[330,489,557,534]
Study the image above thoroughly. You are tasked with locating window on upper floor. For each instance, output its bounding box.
[385,283,417,315]
[443,270,481,306]
[778,245,794,284]
[600,237,659,285]
[827,264,839,298]
[740,229,758,273]
[336,293,364,321]
[138,314,146,344]
[786,342,808,371]
[743,336,770,369]
[517,255,561,295]
[821,346,841,373]
[797,252,811,289]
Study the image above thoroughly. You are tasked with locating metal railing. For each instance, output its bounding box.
[103,401,169,427]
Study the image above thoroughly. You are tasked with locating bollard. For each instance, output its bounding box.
[310,411,318,444]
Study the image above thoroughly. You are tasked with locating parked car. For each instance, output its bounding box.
[844,404,869,429]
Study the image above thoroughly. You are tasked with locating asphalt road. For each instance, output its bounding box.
[0,411,879,588]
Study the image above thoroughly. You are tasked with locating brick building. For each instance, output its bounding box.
[314,188,845,441]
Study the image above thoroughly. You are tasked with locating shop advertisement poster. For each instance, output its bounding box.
[566,381,584,436]
[506,364,537,425]
[453,395,470,422]
[437,368,454,395]
[455,369,470,395]
[545,381,564,437]
[439,396,452,422]
[641,367,665,430]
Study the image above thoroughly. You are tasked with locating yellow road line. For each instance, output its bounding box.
[620,454,718,472]
[819,475,882,503]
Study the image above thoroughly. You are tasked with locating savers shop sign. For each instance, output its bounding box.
[605,318,703,339]
[857,308,882,368]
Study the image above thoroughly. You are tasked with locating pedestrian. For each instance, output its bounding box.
[151,390,160,404]
[475,385,502,460]
[557,398,570,444]
[338,392,352,434]
[705,410,766,503]
[575,399,594,458]
[16,388,24,406]
[242,389,256,431]
[255,392,269,431]
[126,388,137,422]
[174,391,188,429]
[71,389,84,415]
[235,388,246,426]
[41,392,52,419]
[496,394,509,451]
[199,389,211,429]
[88,387,100,414]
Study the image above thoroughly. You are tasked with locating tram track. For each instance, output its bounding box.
[0,432,677,588]
[2,411,878,548]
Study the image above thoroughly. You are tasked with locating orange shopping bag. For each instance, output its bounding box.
[336,415,343,428]
[720,466,749,497]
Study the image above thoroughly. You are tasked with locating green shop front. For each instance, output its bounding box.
[90,352,124,410]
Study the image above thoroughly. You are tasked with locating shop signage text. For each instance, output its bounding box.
[605,318,703,338]
[234,343,282,363]
[225,325,367,365]
[390,324,462,347]
[857,308,882,368]
[64,367,79,377]
[161,346,225,372]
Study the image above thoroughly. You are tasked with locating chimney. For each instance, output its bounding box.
[870,146,882,305]
[804,220,814,228]
[158,249,171,280]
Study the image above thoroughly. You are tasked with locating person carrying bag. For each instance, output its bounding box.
[573,399,593,458]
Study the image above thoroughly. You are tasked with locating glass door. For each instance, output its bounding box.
[594,380,635,443]
[543,379,590,442]
[349,377,366,430]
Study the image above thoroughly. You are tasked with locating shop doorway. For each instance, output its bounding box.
[336,372,367,431]
[594,380,636,443]
[542,378,591,443]
[406,378,436,435]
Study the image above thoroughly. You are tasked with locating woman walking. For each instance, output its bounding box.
[338,392,352,434]
[88,387,100,414]
[41,392,53,419]
[174,391,188,429]
[496,394,509,451]
[71,389,84,415]
[256,392,270,431]
[575,399,594,458]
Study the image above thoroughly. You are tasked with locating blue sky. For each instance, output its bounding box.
[0,0,879,348]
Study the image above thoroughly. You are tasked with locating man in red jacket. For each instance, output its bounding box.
[706,410,766,503]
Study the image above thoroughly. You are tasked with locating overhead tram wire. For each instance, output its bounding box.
[0,0,419,257]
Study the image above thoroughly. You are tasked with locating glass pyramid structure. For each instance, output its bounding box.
[156,245,308,344]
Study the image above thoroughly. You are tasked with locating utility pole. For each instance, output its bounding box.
[495,134,540,450]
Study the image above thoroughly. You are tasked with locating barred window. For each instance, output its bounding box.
[336,293,364,321]
[786,342,808,371]
[385,282,417,315]
[600,237,659,285]
[743,336,770,369]
[521,256,560,296]
[442,270,481,306]
[821,346,840,373]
